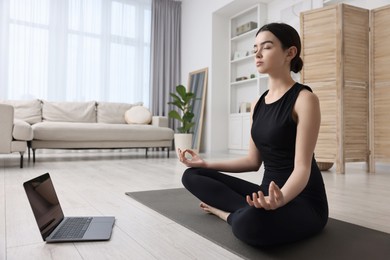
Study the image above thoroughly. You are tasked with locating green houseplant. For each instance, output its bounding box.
[168,84,196,133]
[168,85,196,153]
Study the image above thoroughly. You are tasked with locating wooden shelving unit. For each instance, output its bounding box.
[228,4,267,152]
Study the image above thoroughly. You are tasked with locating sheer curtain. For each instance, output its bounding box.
[0,0,151,106]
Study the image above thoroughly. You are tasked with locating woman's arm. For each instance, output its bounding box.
[280,89,321,204]
[204,136,262,173]
[179,101,262,173]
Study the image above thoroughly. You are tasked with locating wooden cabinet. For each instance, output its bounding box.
[228,4,267,151]
[301,4,370,173]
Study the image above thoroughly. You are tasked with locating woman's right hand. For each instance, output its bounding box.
[177,148,207,168]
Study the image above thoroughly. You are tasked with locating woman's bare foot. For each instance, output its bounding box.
[199,202,230,222]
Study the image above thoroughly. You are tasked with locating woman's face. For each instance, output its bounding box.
[254,31,290,75]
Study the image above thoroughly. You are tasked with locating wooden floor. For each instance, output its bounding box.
[1,150,389,260]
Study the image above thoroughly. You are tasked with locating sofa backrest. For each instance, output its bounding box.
[0,99,42,124]
[97,101,143,124]
[0,99,146,124]
[42,100,97,123]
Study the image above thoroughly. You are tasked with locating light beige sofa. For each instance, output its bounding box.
[0,99,174,167]
[0,104,34,168]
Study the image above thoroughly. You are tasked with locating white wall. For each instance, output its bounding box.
[181,0,232,81]
[267,0,323,29]
[267,0,389,26]
[181,0,233,153]
[324,0,390,9]
[180,0,389,154]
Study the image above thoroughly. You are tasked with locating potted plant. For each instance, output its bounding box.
[168,84,196,154]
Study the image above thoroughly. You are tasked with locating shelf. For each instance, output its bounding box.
[230,112,250,116]
[230,77,257,86]
[231,53,255,64]
[228,3,267,152]
[231,28,258,42]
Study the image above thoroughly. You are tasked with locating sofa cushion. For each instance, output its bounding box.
[42,101,96,123]
[0,99,42,124]
[125,106,152,124]
[13,119,33,141]
[32,122,174,141]
[151,116,169,128]
[97,101,143,124]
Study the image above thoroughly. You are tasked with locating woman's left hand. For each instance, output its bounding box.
[246,181,285,210]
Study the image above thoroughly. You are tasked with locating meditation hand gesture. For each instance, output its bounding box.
[246,181,285,210]
[178,148,206,168]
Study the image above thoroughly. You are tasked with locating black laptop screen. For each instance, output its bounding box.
[23,173,64,240]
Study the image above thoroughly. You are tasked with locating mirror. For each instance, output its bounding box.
[188,68,208,152]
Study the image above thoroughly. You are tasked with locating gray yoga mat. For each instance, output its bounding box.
[126,188,390,260]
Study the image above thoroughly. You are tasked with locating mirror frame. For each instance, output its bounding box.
[187,68,208,152]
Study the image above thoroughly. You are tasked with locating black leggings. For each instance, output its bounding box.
[182,167,327,247]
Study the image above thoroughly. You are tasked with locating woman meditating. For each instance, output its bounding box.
[178,22,328,247]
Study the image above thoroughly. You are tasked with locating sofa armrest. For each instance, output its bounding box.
[151,116,169,128]
[0,104,14,152]
[13,119,33,141]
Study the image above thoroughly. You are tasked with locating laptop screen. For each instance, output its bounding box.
[23,173,64,240]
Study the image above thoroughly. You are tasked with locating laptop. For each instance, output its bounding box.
[23,173,115,243]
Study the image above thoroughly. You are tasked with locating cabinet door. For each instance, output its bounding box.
[228,114,242,149]
[241,114,251,149]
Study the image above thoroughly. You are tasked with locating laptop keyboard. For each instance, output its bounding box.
[52,217,92,239]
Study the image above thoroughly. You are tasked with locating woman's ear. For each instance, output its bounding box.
[286,46,298,62]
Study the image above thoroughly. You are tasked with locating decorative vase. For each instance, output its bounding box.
[174,133,193,157]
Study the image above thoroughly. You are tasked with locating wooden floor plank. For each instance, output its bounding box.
[1,150,390,259]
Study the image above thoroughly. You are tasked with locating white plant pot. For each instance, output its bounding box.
[174,133,193,156]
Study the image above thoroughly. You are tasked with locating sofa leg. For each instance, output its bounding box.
[145,148,148,158]
[27,141,31,161]
[33,149,36,163]
[167,147,170,158]
[19,152,24,168]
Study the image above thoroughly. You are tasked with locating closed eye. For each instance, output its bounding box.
[254,40,274,53]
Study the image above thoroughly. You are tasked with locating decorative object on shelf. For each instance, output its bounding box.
[239,102,251,113]
[236,21,258,36]
[250,74,256,79]
[233,50,249,60]
[236,76,248,82]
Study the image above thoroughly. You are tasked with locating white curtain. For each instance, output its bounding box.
[0,0,151,106]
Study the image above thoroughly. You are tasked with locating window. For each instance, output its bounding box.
[0,0,151,106]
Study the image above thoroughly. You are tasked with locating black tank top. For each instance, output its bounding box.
[252,83,326,198]
[252,82,306,173]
